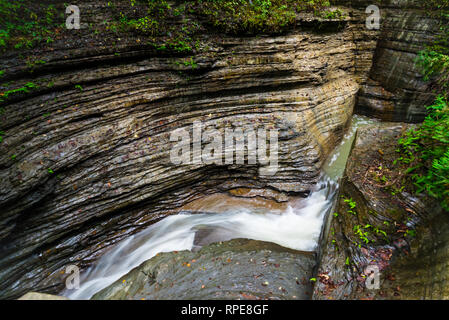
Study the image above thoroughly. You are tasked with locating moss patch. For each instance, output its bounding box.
[0,0,64,51]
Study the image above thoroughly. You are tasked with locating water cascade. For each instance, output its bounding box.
[64,115,376,300]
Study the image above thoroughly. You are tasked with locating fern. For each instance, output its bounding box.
[398,96,449,211]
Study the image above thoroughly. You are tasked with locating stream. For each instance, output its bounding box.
[63,115,376,300]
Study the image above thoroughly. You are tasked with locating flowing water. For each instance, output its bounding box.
[63,115,376,300]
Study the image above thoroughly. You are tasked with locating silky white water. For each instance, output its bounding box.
[63,115,374,300]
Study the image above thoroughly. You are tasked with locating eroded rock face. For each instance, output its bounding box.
[0,2,381,299]
[377,210,449,299]
[91,239,315,300]
[0,0,441,300]
[355,0,443,122]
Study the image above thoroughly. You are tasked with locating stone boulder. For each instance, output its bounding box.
[92,239,315,300]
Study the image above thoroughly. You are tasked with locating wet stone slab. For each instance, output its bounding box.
[91,239,315,300]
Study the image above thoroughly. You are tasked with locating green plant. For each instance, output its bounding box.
[0,82,39,103]
[0,1,60,51]
[121,14,160,36]
[343,197,356,209]
[319,8,345,20]
[416,50,449,88]
[176,57,198,69]
[26,59,46,72]
[422,0,449,14]
[416,1,449,89]
[342,197,357,215]
[192,0,333,35]
[398,4,449,211]
[398,96,449,211]
[353,225,370,245]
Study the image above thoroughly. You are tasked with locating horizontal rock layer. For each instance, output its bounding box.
[354,0,444,122]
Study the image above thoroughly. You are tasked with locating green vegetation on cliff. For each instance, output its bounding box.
[398,2,449,211]
[0,0,341,53]
[191,0,341,34]
[112,0,342,51]
[398,96,449,211]
[0,0,63,50]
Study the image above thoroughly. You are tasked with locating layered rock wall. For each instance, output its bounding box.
[0,0,442,299]
[0,2,377,298]
[355,0,444,122]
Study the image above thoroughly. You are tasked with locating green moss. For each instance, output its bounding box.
[342,196,357,215]
[0,1,62,51]
[192,0,335,35]
[175,57,198,69]
[106,0,338,55]
[318,8,344,20]
[0,82,39,103]
[25,59,46,72]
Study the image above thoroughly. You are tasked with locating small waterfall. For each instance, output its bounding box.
[63,115,376,300]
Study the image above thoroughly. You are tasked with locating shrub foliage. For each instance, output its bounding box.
[398,1,449,211]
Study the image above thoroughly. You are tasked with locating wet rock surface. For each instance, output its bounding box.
[0,2,378,299]
[0,0,441,299]
[91,238,315,300]
[313,122,447,300]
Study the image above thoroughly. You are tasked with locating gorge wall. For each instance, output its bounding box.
[355,0,442,122]
[0,0,441,299]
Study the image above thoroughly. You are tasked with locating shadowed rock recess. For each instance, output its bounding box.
[0,0,442,299]
[355,0,442,122]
